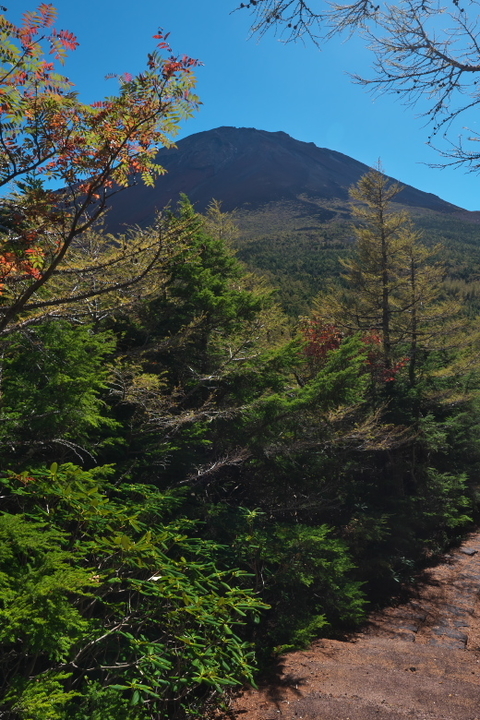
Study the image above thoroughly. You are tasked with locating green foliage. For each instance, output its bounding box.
[1,185,480,718]
[0,513,93,660]
[234,200,352,316]
[136,197,269,374]
[0,321,118,465]
[232,198,480,317]
[229,515,366,654]
[0,464,265,720]
[6,672,79,720]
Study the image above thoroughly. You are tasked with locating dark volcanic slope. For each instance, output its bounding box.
[105,127,463,233]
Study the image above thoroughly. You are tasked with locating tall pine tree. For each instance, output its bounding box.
[315,168,469,386]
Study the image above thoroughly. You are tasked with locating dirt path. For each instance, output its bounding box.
[229,533,480,720]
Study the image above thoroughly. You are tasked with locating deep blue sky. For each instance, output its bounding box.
[12,1,480,210]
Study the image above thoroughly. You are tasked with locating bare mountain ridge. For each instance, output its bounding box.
[105,126,471,233]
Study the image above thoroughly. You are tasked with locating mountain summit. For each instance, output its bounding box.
[105,127,462,232]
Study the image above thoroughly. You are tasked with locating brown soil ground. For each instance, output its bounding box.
[227,532,480,720]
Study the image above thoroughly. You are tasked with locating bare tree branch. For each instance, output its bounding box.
[237,0,480,169]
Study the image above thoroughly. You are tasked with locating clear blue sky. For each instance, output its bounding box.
[12,1,480,210]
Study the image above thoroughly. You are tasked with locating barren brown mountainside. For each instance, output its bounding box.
[104,126,470,233]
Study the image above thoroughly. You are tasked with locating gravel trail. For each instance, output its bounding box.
[229,533,480,720]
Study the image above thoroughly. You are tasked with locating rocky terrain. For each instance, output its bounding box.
[104,127,470,234]
[102,127,480,316]
[228,533,480,720]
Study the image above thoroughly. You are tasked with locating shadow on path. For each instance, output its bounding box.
[227,531,480,720]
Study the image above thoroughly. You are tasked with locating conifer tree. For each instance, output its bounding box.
[396,236,464,387]
[315,168,468,385]
[335,169,416,370]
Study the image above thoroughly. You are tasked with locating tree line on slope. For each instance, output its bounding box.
[232,206,480,318]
